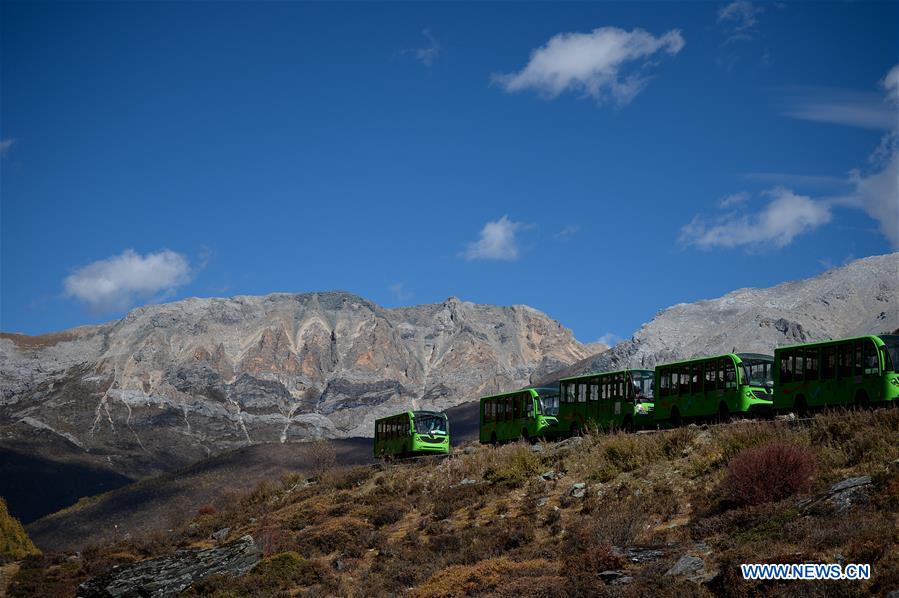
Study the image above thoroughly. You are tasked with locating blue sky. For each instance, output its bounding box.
[1,1,897,344]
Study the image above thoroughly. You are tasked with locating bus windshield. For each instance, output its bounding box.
[741,357,774,387]
[414,413,447,435]
[534,388,559,416]
[881,335,899,373]
[630,370,654,401]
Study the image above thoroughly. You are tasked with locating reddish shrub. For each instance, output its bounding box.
[196,505,217,517]
[723,441,816,506]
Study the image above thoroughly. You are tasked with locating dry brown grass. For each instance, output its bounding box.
[16,407,899,597]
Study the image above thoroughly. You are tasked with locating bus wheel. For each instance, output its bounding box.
[569,423,581,438]
[622,416,634,433]
[855,390,870,410]
[670,407,682,428]
[521,429,533,444]
[717,403,731,424]
[490,432,498,447]
[794,396,808,417]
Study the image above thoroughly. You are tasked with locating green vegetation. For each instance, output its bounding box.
[8,408,899,596]
[0,498,40,561]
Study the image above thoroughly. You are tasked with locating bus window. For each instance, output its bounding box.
[659,370,669,397]
[838,343,852,378]
[578,383,586,403]
[781,352,793,384]
[566,383,576,404]
[854,341,863,376]
[677,367,688,394]
[795,352,805,382]
[805,348,819,380]
[724,359,736,389]
[589,379,599,401]
[704,362,716,391]
[822,346,835,379]
[863,340,879,375]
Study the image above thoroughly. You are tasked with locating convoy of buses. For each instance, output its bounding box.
[373,334,899,458]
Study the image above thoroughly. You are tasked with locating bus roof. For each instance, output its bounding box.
[654,353,741,369]
[774,334,887,352]
[736,353,774,361]
[412,410,447,419]
[479,388,539,401]
[558,368,653,382]
[375,409,448,423]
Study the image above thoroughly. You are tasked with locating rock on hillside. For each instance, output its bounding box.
[0,293,591,479]
[539,253,899,384]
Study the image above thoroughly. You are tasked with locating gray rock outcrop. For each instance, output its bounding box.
[1,293,591,478]
[77,534,261,597]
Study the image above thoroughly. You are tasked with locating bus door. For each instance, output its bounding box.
[586,376,600,424]
[836,342,853,404]
[596,374,609,425]
[571,380,587,427]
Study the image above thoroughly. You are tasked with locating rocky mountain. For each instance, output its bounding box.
[1,293,592,480]
[538,253,899,384]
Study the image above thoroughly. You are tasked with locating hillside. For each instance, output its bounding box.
[7,409,898,596]
[538,253,899,384]
[25,401,482,554]
[0,294,592,494]
[0,498,39,562]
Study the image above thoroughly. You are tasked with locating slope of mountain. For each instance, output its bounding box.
[1,293,591,488]
[538,253,899,384]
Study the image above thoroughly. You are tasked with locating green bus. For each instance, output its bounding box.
[373,410,449,458]
[773,334,899,413]
[557,369,655,434]
[654,353,774,425]
[479,387,560,444]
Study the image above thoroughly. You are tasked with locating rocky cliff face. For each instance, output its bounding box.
[0,293,591,478]
[538,253,899,384]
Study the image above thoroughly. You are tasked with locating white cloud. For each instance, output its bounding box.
[596,332,622,347]
[680,188,832,250]
[405,29,441,67]
[64,249,192,312]
[718,1,763,33]
[883,64,899,104]
[389,282,412,302]
[0,138,15,157]
[493,26,684,106]
[554,225,580,239]
[462,215,529,261]
[719,192,750,208]
[783,87,897,130]
[849,146,899,249]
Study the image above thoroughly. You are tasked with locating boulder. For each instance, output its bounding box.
[798,476,872,514]
[78,534,261,597]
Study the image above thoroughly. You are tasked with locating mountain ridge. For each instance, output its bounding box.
[537,252,898,384]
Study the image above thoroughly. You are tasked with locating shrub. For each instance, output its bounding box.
[252,551,324,587]
[483,445,542,488]
[414,558,557,598]
[305,438,338,483]
[196,505,217,517]
[723,441,816,506]
[371,503,406,527]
